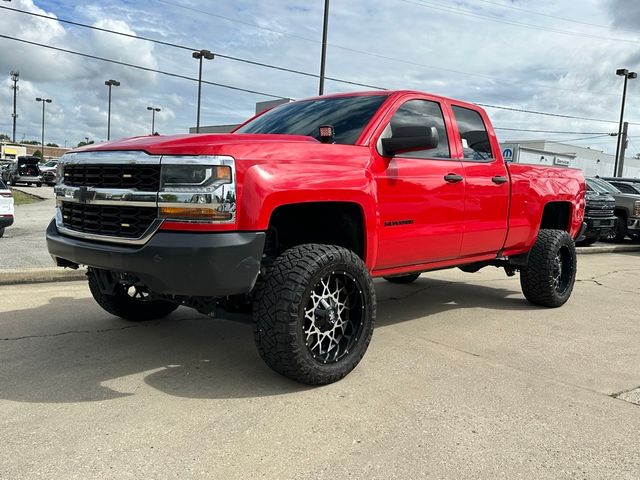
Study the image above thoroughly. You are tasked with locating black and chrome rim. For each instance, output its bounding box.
[552,246,573,295]
[303,271,365,364]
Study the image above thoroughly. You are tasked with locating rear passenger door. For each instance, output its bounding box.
[450,104,510,257]
[373,98,465,269]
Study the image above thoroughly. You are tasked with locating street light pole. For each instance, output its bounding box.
[35,97,52,161]
[319,0,330,95]
[104,79,120,140]
[614,68,637,176]
[10,71,19,143]
[147,106,160,134]
[191,49,214,133]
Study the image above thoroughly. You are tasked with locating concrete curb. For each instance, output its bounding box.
[0,267,87,286]
[576,244,640,254]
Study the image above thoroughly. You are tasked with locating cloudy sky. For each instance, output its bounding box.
[1,0,640,153]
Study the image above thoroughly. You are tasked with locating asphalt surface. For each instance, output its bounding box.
[1,253,639,479]
[0,185,56,270]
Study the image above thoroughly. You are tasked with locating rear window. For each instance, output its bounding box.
[0,179,7,189]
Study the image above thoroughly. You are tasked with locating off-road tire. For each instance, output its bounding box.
[520,229,576,308]
[87,271,178,321]
[383,273,421,284]
[253,244,376,385]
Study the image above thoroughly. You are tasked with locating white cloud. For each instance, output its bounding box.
[0,0,638,154]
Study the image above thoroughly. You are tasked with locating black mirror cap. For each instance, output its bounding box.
[382,125,439,156]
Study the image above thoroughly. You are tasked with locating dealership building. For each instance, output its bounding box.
[500,140,640,178]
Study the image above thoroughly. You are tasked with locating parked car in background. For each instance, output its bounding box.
[3,156,43,187]
[606,180,640,195]
[39,160,59,173]
[41,170,57,186]
[576,188,616,246]
[0,179,14,238]
[587,177,640,242]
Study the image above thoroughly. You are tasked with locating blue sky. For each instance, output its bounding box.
[1,0,640,154]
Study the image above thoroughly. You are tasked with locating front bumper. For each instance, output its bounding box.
[628,217,640,236]
[0,215,13,228]
[46,220,266,297]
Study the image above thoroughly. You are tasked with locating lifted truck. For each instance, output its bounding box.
[47,90,585,385]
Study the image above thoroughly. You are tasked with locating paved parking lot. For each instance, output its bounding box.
[1,253,638,479]
[0,186,56,270]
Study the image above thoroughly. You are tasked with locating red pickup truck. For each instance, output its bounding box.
[47,90,585,384]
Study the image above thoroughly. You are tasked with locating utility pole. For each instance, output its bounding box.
[10,71,19,143]
[617,121,629,177]
[104,79,120,140]
[35,97,52,160]
[191,49,214,133]
[318,0,330,95]
[147,106,160,134]
[614,68,636,176]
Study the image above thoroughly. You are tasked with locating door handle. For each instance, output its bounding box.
[491,175,508,184]
[444,173,463,183]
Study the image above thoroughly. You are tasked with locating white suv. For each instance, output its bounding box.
[0,179,14,238]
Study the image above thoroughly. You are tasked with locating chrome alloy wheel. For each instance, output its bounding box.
[552,246,573,295]
[303,271,365,364]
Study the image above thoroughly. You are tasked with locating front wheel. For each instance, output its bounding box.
[520,229,577,308]
[605,215,627,243]
[87,270,178,321]
[253,244,376,385]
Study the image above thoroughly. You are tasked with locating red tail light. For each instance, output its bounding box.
[0,192,12,198]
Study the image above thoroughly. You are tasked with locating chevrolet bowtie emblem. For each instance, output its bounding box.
[77,186,94,203]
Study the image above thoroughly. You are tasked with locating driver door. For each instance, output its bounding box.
[373,98,465,270]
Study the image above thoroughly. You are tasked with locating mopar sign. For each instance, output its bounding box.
[501,144,517,162]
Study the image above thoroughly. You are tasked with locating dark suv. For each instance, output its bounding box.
[2,156,43,187]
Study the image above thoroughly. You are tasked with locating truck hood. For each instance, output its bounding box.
[75,133,320,156]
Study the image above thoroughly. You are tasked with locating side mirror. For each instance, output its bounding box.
[381,125,439,156]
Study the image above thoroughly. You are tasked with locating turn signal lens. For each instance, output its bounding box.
[159,206,232,221]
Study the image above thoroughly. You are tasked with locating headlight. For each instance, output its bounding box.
[158,156,236,223]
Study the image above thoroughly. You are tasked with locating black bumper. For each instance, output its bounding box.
[585,215,616,232]
[46,220,265,297]
[0,215,13,228]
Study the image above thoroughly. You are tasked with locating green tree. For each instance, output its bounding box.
[32,150,43,159]
[22,140,40,145]
[76,140,95,148]
[0,133,10,141]
[46,142,59,147]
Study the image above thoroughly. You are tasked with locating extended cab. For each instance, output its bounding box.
[47,90,585,384]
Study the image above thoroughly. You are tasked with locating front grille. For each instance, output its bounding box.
[61,203,157,238]
[586,208,615,218]
[63,164,160,190]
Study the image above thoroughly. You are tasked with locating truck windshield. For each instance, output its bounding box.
[587,177,621,194]
[235,94,389,145]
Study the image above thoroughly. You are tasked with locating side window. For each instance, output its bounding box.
[615,183,633,193]
[452,106,494,161]
[382,99,450,159]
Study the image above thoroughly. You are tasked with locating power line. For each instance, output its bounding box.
[472,0,638,33]
[401,0,640,45]
[3,31,638,128]
[494,127,614,135]
[551,134,613,143]
[0,4,384,91]
[148,0,620,98]
[0,34,288,99]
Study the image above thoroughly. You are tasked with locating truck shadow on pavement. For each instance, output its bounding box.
[0,277,536,404]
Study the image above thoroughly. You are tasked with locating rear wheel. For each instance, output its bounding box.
[36,182,42,187]
[253,244,375,385]
[87,270,178,321]
[520,229,576,308]
[383,273,421,284]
